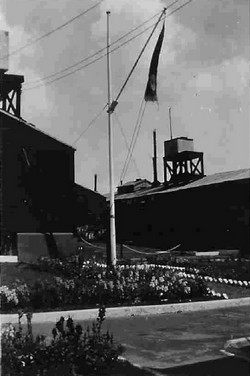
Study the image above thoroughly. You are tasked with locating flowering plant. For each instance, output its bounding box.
[1,259,228,313]
[1,307,123,376]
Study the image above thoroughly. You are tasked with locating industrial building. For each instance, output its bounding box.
[0,31,106,259]
[114,133,250,257]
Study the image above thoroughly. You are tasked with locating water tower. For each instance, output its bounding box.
[0,30,24,118]
[163,136,204,185]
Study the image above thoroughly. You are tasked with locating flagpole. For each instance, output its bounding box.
[106,11,117,266]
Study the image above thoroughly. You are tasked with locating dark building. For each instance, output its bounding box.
[115,169,250,256]
[0,56,106,258]
[74,183,106,227]
[0,109,76,252]
[113,130,249,257]
[117,179,152,195]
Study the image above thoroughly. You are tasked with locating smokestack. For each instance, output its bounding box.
[94,174,97,192]
[0,30,9,73]
[152,129,159,186]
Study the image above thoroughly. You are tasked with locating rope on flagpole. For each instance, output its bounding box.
[80,236,106,250]
[121,100,147,182]
[123,243,181,255]
[72,104,108,145]
[119,97,145,182]
[114,112,141,178]
[78,236,181,255]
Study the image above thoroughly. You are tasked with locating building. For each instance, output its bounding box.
[0,109,76,252]
[0,36,106,259]
[117,179,152,195]
[74,183,107,227]
[114,132,250,257]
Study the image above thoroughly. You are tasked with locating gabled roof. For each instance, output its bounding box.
[0,109,76,151]
[74,183,105,199]
[115,168,250,201]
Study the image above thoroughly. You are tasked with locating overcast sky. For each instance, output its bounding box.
[0,0,249,193]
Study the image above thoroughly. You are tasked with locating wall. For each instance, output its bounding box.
[0,111,75,238]
[0,127,4,246]
[74,184,106,227]
[115,179,250,256]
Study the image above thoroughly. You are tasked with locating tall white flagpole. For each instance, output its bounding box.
[106,11,117,266]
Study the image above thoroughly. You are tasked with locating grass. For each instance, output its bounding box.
[0,262,55,287]
[207,282,250,299]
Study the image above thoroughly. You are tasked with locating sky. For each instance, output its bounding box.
[0,0,249,193]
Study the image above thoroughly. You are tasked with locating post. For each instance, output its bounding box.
[106,11,117,266]
[169,107,173,140]
[94,174,97,192]
[120,243,123,259]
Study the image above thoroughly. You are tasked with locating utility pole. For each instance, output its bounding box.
[106,11,117,266]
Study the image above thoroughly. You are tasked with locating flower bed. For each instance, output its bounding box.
[168,259,250,282]
[0,259,228,313]
[164,263,250,288]
[1,307,123,376]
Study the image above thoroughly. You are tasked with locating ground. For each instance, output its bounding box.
[25,305,250,371]
[1,261,250,375]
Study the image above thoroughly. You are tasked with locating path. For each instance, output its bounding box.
[29,305,250,370]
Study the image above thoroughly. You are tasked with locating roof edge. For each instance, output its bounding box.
[0,109,76,151]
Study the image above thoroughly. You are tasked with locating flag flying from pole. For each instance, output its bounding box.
[144,22,165,102]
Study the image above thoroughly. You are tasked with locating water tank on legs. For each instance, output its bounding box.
[163,137,204,185]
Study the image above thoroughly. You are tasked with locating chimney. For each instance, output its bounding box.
[94,174,97,192]
[152,129,160,186]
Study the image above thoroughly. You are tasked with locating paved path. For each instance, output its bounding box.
[28,306,250,370]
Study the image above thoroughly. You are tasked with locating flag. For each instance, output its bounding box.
[144,23,165,102]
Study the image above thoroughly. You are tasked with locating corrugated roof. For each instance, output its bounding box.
[118,179,151,187]
[0,109,76,151]
[115,168,250,201]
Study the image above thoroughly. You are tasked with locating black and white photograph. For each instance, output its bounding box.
[0,0,249,374]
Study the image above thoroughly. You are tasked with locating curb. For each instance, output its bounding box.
[1,297,250,325]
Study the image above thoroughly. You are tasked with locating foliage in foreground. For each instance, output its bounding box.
[1,307,123,376]
[1,258,229,313]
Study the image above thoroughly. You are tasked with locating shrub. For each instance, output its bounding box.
[1,307,123,376]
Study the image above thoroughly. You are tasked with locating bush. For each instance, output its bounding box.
[1,307,123,376]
